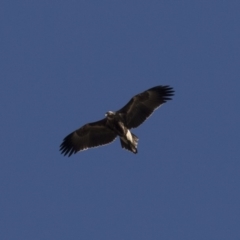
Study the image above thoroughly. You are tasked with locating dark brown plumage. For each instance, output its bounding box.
[60,85,174,156]
[116,86,174,128]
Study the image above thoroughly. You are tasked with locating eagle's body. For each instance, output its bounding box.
[60,85,174,156]
[105,111,139,153]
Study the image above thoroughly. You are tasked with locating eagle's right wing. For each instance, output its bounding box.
[60,119,117,156]
[117,86,174,129]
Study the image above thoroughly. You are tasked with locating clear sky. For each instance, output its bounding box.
[1,1,240,239]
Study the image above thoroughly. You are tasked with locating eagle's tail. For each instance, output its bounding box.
[120,132,139,154]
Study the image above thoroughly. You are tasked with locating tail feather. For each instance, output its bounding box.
[131,133,139,147]
[120,132,139,154]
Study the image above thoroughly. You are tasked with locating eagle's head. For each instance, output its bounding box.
[105,111,116,119]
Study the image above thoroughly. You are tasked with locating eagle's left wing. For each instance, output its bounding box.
[60,119,117,157]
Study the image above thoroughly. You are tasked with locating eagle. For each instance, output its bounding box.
[60,85,174,156]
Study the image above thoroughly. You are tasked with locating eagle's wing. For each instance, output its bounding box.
[60,119,117,156]
[117,85,174,129]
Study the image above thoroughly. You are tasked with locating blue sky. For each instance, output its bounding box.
[1,1,240,239]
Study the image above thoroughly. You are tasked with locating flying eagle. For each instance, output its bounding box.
[60,85,174,156]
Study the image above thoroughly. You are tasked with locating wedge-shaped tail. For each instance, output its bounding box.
[120,132,139,154]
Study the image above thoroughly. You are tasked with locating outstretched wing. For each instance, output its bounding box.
[117,85,174,129]
[60,119,117,157]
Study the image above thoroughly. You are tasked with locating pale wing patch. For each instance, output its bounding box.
[126,129,133,142]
